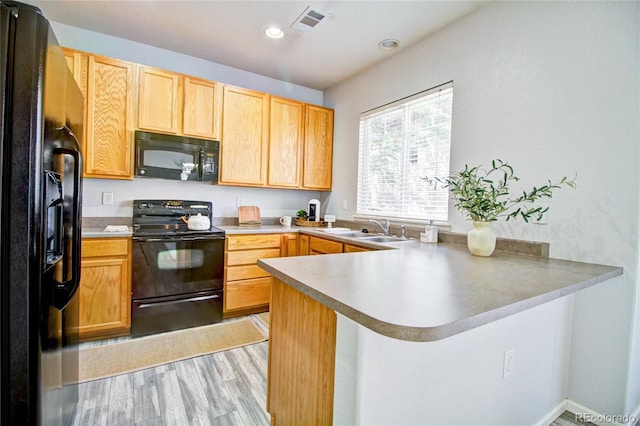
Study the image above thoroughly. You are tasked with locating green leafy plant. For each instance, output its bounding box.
[426,159,577,222]
[296,209,308,218]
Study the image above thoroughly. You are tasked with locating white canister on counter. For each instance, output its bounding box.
[421,220,438,243]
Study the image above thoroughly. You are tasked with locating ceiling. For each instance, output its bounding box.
[26,0,486,91]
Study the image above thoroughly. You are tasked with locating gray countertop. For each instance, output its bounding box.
[82,226,133,238]
[258,241,622,342]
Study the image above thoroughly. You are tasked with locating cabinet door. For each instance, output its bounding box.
[268,97,304,188]
[220,86,269,186]
[61,48,87,101]
[225,277,271,311]
[138,66,181,134]
[85,55,134,179]
[309,236,343,255]
[299,235,310,256]
[303,104,334,190]
[183,77,222,139]
[344,244,369,253]
[280,233,299,257]
[78,256,130,337]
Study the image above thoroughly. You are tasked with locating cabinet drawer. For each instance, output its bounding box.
[344,244,369,253]
[227,234,282,250]
[225,277,271,311]
[309,237,343,254]
[226,248,281,266]
[82,238,129,257]
[226,264,270,281]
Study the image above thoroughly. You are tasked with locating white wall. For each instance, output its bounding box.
[51,22,324,218]
[350,297,573,425]
[325,0,640,419]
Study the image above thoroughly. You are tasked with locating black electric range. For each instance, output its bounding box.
[132,199,225,239]
[130,199,225,337]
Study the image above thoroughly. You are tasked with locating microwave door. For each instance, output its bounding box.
[137,143,198,180]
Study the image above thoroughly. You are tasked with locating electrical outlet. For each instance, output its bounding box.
[236,197,243,207]
[102,192,114,205]
[342,200,348,210]
[503,349,515,378]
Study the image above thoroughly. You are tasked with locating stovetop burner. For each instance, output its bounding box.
[132,199,225,238]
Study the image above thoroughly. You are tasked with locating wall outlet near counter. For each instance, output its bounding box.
[503,349,515,378]
[102,192,114,205]
[236,197,243,207]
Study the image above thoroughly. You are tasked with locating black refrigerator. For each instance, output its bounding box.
[0,1,83,425]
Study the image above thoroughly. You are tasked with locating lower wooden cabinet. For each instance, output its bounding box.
[79,237,132,340]
[309,236,343,255]
[268,278,337,424]
[224,234,280,316]
[344,243,369,253]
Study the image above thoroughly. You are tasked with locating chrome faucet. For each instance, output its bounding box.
[368,218,390,235]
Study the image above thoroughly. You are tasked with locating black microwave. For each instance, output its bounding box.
[134,131,219,183]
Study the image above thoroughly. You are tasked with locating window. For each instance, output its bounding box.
[357,82,453,222]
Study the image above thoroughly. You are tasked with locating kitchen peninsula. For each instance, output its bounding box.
[258,241,622,425]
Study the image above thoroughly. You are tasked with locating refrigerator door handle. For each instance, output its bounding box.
[51,126,83,310]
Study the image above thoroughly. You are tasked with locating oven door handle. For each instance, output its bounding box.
[136,293,221,309]
[134,235,225,242]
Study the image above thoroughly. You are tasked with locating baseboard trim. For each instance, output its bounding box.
[534,400,567,426]
[564,399,638,426]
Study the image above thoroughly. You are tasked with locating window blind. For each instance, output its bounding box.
[357,82,453,222]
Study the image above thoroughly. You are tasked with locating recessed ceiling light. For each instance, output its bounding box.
[265,26,284,39]
[378,39,399,51]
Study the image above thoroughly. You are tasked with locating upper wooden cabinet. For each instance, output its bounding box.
[183,76,222,139]
[85,55,135,179]
[268,96,304,188]
[263,99,335,191]
[220,85,269,186]
[62,48,88,101]
[137,67,222,140]
[63,49,134,179]
[62,47,333,186]
[138,66,181,134]
[303,104,334,190]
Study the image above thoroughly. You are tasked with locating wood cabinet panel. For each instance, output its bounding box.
[183,77,221,139]
[226,264,271,281]
[220,86,269,185]
[227,234,281,250]
[299,235,310,256]
[280,233,299,257]
[226,248,281,266]
[85,55,134,179]
[78,257,130,335]
[79,237,131,340]
[268,97,304,188]
[309,236,343,255]
[82,238,129,257]
[225,277,271,311]
[138,66,181,133]
[62,48,87,100]
[268,278,336,425]
[303,105,334,190]
[344,244,370,253]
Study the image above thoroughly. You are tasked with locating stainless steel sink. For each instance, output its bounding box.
[327,231,371,238]
[356,235,412,243]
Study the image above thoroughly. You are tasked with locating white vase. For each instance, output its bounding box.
[467,221,496,256]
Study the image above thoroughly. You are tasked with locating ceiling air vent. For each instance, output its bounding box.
[291,6,329,32]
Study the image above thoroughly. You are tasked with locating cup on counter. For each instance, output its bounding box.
[279,216,292,227]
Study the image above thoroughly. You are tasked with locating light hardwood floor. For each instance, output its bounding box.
[72,315,622,426]
[72,316,270,425]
